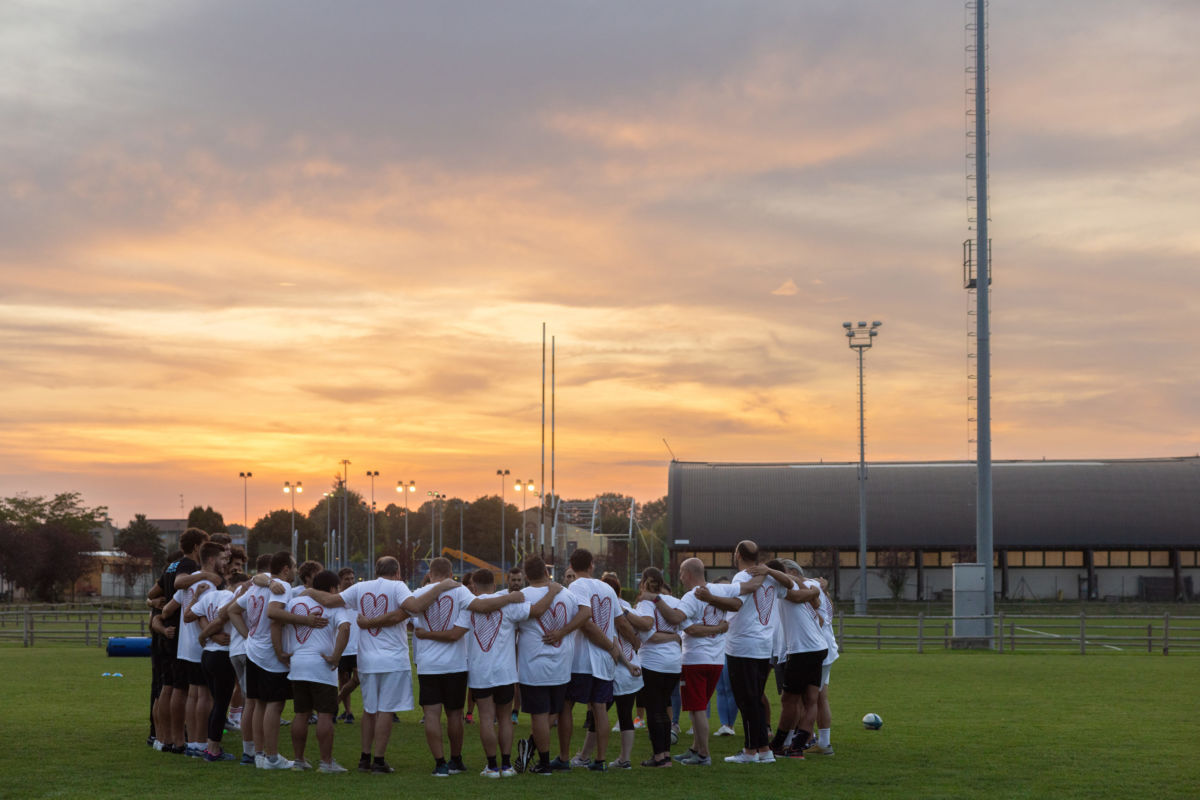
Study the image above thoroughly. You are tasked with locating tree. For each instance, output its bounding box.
[876,548,914,601]
[0,493,107,601]
[115,514,166,585]
[187,506,227,533]
[248,509,320,562]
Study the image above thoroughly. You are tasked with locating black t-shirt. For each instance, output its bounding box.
[158,556,198,654]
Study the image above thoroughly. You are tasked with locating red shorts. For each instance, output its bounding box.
[680,664,723,712]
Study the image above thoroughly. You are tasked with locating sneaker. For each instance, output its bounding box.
[280,718,291,726]
[724,751,758,764]
[370,761,395,774]
[239,753,255,766]
[679,752,711,766]
[224,718,240,732]
[529,762,554,776]
[514,736,532,774]
[611,723,620,732]
[146,735,156,747]
[392,713,401,722]
[480,766,501,779]
[152,740,163,751]
[511,711,519,724]
[640,756,671,768]
[254,753,266,769]
[757,751,777,764]
[204,750,235,762]
[548,756,571,771]
[570,754,591,768]
[447,758,467,774]
[465,713,474,724]
[587,760,607,772]
[611,759,632,770]
[783,745,806,760]
[185,746,204,758]
[811,743,834,756]
[343,712,355,724]
[500,766,517,777]
[308,713,318,725]
[264,754,294,770]
[432,764,450,777]
[357,756,372,773]
[714,724,736,737]
[673,749,698,763]
[291,758,312,770]
[686,728,695,735]
[319,760,348,773]
[633,717,645,730]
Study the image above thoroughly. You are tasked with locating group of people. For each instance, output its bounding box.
[145,528,839,776]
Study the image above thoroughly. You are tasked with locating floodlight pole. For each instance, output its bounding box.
[844,321,882,616]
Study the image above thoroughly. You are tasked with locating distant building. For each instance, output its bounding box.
[667,457,1200,602]
[76,551,154,599]
[145,519,188,554]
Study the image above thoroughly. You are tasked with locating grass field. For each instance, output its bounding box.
[1,647,1197,799]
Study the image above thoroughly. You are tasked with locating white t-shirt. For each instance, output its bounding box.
[516,585,579,686]
[711,571,781,660]
[340,587,359,657]
[337,577,415,675]
[466,591,530,689]
[780,578,827,655]
[613,598,644,697]
[567,577,622,681]
[410,584,475,675]
[772,595,787,662]
[194,588,233,653]
[285,596,352,687]
[635,595,683,674]
[174,574,216,664]
[818,586,839,666]
[237,579,293,673]
[227,582,250,658]
[677,584,728,666]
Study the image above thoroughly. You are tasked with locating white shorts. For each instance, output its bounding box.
[360,670,414,714]
[231,654,248,695]
[820,664,831,689]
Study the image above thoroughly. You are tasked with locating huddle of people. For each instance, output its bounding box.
[146,529,839,776]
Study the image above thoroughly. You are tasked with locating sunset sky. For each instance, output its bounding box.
[2,1,1198,529]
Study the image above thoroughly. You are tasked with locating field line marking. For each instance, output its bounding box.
[1014,624,1122,651]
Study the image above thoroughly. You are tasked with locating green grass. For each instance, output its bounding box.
[1,647,1197,799]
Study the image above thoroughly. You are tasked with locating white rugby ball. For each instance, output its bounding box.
[862,712,883,730]
[669,729,679,745]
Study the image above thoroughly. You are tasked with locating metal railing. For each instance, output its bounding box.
[835,611,1200,654]
[0,607,147,647]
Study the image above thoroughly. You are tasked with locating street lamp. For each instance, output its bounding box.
[452,500,469,577]
[365,471,379,578]
[283,481,302,558]
[323,491,333,569]
[238,471,253,531]
[497,469,510,569]
[397,480,415,580]
[427,491,446,556]
[514,480,535,561]
[843,319,882,616]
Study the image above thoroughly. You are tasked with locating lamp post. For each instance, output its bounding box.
[397,480,416,581]
[365,470,379,578]
[283,481,302,557]
[496,469,510,569]
[427,491,445,557]
[843,320,882,616]
[323,491,332,569]
[453,500,469,577]
[339,460,351,569]
[515,479,535,561]
[238,471,253,531]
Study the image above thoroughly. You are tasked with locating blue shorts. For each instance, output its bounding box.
[565,672,614,705]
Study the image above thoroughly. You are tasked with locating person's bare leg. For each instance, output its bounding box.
[496,700,514,758]
[185,684,199,745]
[316,712,335,763]
[361,711,375,757]
[155,685,173,746]
[556,704,573,760]
[170,686,187,746]
[619,729,635,763]
[423,705,445,760]
[817,686,831,729]
[575,730,596,762]
[373,711,394,758]
[447,708,464,759]
[291,711,309,761]
[193,685,212,747]
[690,708,711,757]
[261,700,285,757]
[477,696,498,757]
[242,697,257,753]
[590,701,609,762]
[531,712,550,755]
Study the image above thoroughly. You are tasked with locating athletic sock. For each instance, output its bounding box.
[436,758,446,768]
[794,729,810,748]
[361,752,371,764]
[818,728,831,747]
[487,756,497,769]
[373,756,386,766]
[538,750,550,767]
[501,754,511,768]
[770,730,787,750]
[243,742,254,756]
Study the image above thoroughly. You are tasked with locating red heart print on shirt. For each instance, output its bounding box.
[292,602,324,645]
[752,585,773,626]
[245,595,265,636]
[424,595,455,632]
[472,610,502,652]
[590,595,612,634]
[702,604,723,626]
[538,602,569,648]
[360,592,389,637]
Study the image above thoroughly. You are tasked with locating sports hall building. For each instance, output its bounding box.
[666,457,1200,602]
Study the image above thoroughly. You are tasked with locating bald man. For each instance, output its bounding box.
[671,558,730,766]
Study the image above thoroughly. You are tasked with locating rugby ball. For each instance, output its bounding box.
[862,712,883,730]
[670,729,679,745]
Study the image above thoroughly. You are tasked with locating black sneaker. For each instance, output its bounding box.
[358,756,372,773]
[447,758,467,775]
[548,756,571,772]
[514,737,530,774]
[529,762,554,776]
[371,760,395,774]
[587,760,607,772]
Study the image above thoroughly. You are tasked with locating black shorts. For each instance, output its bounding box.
[245,659,292,704]
[471,684,515,706]
[157,649,176,688]
[418,671,468,710]
[170,658,190,691]
[565,672,615,706]
[781,650,827,694]
[185,659,207,687]
[292,681,339,716]
[338,654,357,673]
[519,683,568,716]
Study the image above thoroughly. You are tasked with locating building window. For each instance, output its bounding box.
[1180,551,1197,568]
[1150,551,1170,568]
[697,552,715,567]
[1043,551,1064,567]
[1129,551,1149,567]
[794,551,814,567]
[1022,551,1043,567]
[1092,551,1109,567]
[1064,551,1083,567]
[839,551,857,568]
[923,551,940,567]
[712,551,732,568]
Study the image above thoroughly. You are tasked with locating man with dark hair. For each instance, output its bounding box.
[285,569,352,773]
[228,546,247,577]
[297,560,323,588]
[194,570,244,761]
[696,540,781,764]
[170,541,228,757]
[506,567,525,594]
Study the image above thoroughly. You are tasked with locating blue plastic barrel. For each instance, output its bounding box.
[106,636,152,657]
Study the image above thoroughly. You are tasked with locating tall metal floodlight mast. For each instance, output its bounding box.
[967,0,994,625]
[843,321,882,616]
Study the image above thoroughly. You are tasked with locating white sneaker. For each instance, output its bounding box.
[812,744,834,756]
[291,758,312,771]
[264,754,294,770]
[686,728,694,735]
[319,760,348,773]
[724,752,758,764]
[611,724,620,732]
[480,766,501,778]
[500,766,517,778]
[757,751,776,764]
[714,725,736,737]
[255,754,266,769]
[569,755,591,768]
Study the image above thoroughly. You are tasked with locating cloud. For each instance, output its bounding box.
[772,279,799,296]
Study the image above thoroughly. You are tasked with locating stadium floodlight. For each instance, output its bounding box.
[843,320,883,615]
